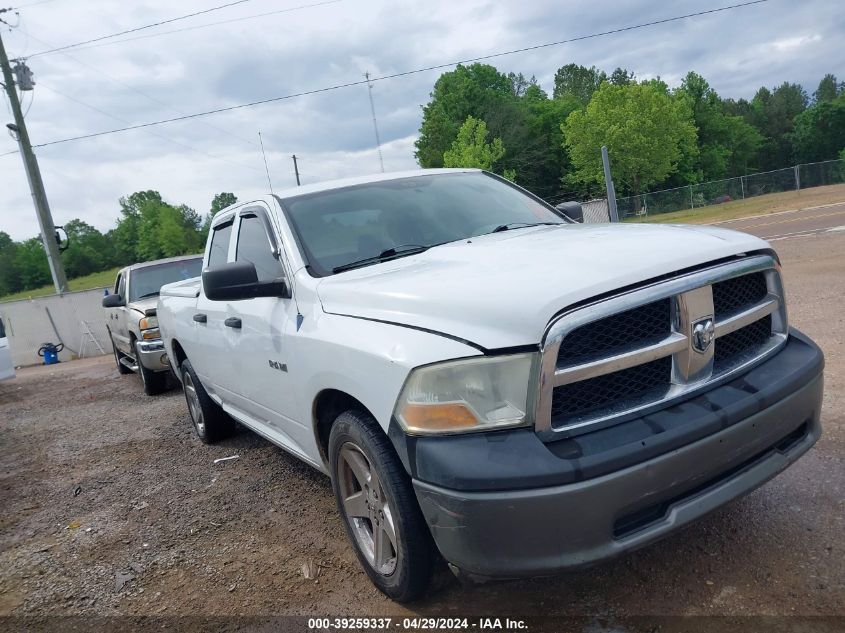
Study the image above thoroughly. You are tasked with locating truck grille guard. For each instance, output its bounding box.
[535,254,788,440]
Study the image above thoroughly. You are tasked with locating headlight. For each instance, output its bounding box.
[394,353,537,435]
[139,316,158,330]
[141,328,161,340]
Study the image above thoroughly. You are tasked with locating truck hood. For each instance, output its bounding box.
[315,223,770,349]
[127,297,158,316]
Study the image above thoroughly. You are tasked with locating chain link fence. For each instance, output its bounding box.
[581,199,611,223]
[614,159,845,220]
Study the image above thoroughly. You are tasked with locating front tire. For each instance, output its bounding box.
[180,359,234,443]
[329,410,433,602]
[135,341,168,396]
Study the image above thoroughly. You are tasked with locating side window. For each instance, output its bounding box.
[0,317,6,339]
[208,221,233,267]
[113,273,122,295]
[236,215,284,283]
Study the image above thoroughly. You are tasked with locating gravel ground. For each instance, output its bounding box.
[0,231,843,629]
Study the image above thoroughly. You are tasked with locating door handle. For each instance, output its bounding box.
[193,313,207,323]
[224,317,242,329]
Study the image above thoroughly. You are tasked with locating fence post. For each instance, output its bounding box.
[740,176,745,199]
[689,184,694,210]
[794,165,800,191]
[601,146,619,222]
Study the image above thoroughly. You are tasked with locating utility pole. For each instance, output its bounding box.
[363,71,385,173]
[291,154,301,186]
[601,146,619,222]
[0,18,69,293]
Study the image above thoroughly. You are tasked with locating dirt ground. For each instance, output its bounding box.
[0,229,843,629]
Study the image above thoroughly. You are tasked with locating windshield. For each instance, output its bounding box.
[129,258,203,301]
[282,172,564,276]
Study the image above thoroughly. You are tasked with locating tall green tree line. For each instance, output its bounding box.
[415,63,845,199]
[0,191,237,297]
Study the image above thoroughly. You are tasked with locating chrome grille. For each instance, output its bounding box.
[557,299,670,368]
[551,356,671,424]
[536,255,788,438]
[713,272,768,319]
[713,314,773,374]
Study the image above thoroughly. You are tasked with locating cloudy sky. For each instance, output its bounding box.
[1,0,842,240]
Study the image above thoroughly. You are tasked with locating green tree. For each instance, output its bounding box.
[609,67,635,86]
[210,192,238,218]
[204,192,238,234]
[722,97,753,118]
[113,190,164,264]
[443,116,506,170]
[813,73,843,103]
[415,63,564,192]
[507,72,538,97]
[552,63,607,104]
[749,82,808,169]
[14,238,51,290]
[61,219,112,278]
[520,88,580,197]
[414,63,514,168]
[0,232,20,296]
[790,95,845,162]
[562,82,698,197]
[136,199,201,261]
[675,71,762,180]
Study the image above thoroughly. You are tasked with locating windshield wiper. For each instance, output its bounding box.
[491,222,560,233]
[134,291,160,300]
[332,245,430,274]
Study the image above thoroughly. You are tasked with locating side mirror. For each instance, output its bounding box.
[556,201,584,223]
[202,261,290,301]
[102,294,125,308]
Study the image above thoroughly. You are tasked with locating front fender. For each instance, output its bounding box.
[295,313,481,435]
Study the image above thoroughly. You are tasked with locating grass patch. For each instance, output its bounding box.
[0,267,120,303]
[629,183,845,225]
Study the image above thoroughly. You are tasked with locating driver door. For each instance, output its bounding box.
[110,272,131,355]
[224,205,308,459]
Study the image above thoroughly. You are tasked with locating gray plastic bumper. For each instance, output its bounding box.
[413,369,823,579]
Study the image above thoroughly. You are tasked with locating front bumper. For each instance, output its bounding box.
[136,339,169,372]
[407,330,824,579]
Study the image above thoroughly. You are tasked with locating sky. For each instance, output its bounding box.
[0,0,843,240]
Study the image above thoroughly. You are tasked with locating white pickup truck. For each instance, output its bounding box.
[0,316,14,381]
[157,169,824,602]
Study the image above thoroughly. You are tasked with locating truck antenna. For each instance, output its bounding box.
[258,131,274,195]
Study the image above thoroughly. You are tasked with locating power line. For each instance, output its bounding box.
[29,0,770,149]
[26,0,259,57]
[37,82,263,173]
[47,0,344,55]
[16,28,257,148]
[11,0,60,9]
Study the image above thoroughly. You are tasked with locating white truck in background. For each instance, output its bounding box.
[0,316,14,381]
[103,255,202,394]
[157,169,823,602]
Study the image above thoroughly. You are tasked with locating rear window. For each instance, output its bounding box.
[208,221,233,267]
[129,259,203,301]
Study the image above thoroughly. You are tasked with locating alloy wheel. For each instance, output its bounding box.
[183,372,205,435]
[337,441,398,575]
